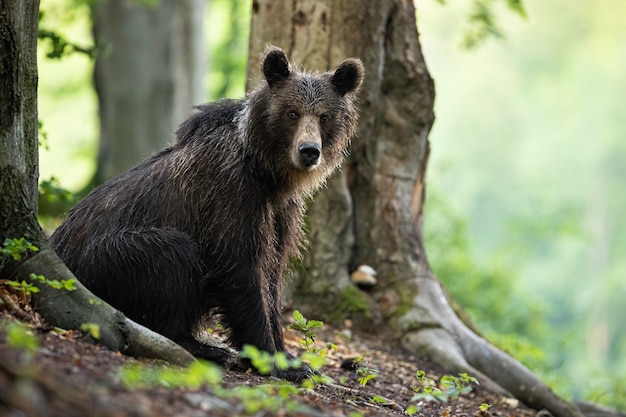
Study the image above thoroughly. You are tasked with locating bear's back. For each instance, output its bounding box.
[176,99,245,145]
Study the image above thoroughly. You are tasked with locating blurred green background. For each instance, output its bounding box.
[37,0,625,409]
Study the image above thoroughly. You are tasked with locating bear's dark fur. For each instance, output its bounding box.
[50,46,364,381]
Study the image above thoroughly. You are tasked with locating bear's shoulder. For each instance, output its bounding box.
[176,99,245,144]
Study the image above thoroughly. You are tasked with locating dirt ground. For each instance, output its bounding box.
[0,296,545,417]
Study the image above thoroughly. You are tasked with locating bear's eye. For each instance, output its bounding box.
[320,114,330,123]
[287,110,299,120]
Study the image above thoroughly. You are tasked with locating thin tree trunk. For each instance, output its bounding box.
[248,1,582,416]
[90,0,205,184]
[0,0,41,245]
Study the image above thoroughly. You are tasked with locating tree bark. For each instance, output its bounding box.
[90,0,205,184]
[248,1,582,416]
[0,0,42,246]
[0,0,194,368]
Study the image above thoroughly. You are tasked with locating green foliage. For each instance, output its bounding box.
[205,0,250,99]
[406,370,479,412]
[38,119,50,150]
[39,176,74,204]
[479,403,492,412]
[424,189,548,338]
[29,273,77,292]
[410,369,446,404]
[121,353,316,415]
[3,273,77,297]
[587,374,626,412]
[338,284,371,318]
[463,0,527,48]
[352,356,378,388]
[224,383,309,415]
[289,310,324,353]
[1,239,40,293]
[406,403,419,415]
[240,344,297,376]
[421,0,626,406]
[5,322,39,359]
[80,322,101,339]
[288,311,337,385]
[38,28,99,59]
[439,373,478,402]
[38,9,99,60]
[4,279,40,296]
[2,238,38,262]
[121,360,223,389]
[430,0,527,48]
[369,395,388,405]
[1,238,76,293]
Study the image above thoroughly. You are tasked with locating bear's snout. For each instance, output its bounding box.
[298,142,321,168]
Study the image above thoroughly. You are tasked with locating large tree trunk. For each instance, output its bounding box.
[248,2,582,417]
[0,0,194,368]
[90,0,205,184]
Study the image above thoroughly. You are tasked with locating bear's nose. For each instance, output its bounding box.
[298,143,321,167]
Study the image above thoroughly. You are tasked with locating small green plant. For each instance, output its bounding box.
[288,310,338,383]
[2,238,38,261]
[409,369,445,404]
[240,344,298,376]
[121,360,222,389]
[4,274,76,297]
[479,403,492,412]
[29,273,77,291]
[346,355,379,396]
[122,356,315,415]
[223,383,309,415]
[369,395,388,405]
[5,321,39,359]
[406,370,480,412]
[1,239,75,295]
[39,177,73,204]
[440,373,478,401]
[406,403,419,415]
[80,323,101,339]
[4,278,41,296]
[289,310,324,353]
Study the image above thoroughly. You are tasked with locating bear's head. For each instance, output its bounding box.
[248,45,364,196]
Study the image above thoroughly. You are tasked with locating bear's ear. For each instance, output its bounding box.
[262,45,291,87]
[331,58,365,96]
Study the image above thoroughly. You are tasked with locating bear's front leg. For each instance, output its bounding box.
[219,282,312,382]
[266,279,313,383]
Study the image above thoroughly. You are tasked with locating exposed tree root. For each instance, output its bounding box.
[11,249,196,366]
[399,273,584,417]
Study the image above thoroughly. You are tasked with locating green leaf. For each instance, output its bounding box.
[306,319,324,329]
[406,404,419,415]
[370,395,387,404]
[479,403,492,411]
[6,322,39,355]
[80,323,101,339]
[301,351,326,371]
[292,310,305,323]
[62,278,77,291]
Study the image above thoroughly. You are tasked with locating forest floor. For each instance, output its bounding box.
[0,295,547,417]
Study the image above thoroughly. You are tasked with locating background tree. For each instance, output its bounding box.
[248,1,581,416]
[90,0,205,184]
[0,0,193,368]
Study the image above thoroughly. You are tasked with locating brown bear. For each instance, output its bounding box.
[50,46,364,382]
